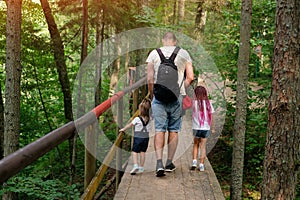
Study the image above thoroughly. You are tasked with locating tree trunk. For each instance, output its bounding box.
[172,0,177,25]
[194,0,207,40]
[3,0,22,199]
[80,0,88,65]
[230,0,252,199]
[79,0,97,188]
[178,0,185,24]
[109,35,121,95]
[0,83,4,160]
[261,0,300,199]
[39,0,74,180]
[40,0,73,123]
[95,8,104,106]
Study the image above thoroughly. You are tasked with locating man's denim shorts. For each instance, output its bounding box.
[193,129,210,138]
[152,96,183,132]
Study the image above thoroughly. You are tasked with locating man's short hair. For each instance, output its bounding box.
[163,32,177,42]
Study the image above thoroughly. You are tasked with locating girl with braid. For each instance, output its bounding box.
[190,86,215,171]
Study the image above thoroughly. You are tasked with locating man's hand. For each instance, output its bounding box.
[184,61,194,88]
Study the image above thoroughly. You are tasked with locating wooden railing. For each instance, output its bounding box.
[0,76,147,191]
[80,109,140,199]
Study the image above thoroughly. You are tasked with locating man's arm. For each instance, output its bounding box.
[147,62,154,100]
[184,61,194,88]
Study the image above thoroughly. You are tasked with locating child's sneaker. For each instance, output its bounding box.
[138,167,144,173]
[199,163,204,171]
[191,159,197,170]
[130,164,139,175]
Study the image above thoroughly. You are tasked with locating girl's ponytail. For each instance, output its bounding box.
[193,86,212,125]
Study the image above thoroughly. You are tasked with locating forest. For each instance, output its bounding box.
[0,0,299,199]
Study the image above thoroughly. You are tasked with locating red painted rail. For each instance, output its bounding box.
[0,76,146,183]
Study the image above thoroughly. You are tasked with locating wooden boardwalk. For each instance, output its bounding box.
[114,112,225,200]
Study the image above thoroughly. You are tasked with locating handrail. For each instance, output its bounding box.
[0,76,147,183]
[92,76,147,118]
[0,122,76,183]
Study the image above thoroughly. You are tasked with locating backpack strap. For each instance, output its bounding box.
[156,47,180,62]
[138,116,149,133]
[169,46,180,61]
[138,116,149,126]
[179,76,185,89]
[156,48,165,62]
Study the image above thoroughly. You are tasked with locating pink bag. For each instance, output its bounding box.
[182,95,192,110]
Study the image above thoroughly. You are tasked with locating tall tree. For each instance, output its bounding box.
[194,0,207,40]
[230,0,252,199]
[79,0,97,189]
[109,36,121,93]
[178,0,185,24]
[3,0,22,199]
[39,0,74,173]
[70,0,90,186]
[262,0,300,199]
[39,0,73,123]
[80,0,88,64]
[0,83,4,159]
[172,0,177,25]
[95,5,104,106]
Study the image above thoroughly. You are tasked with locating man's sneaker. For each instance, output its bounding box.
[191,160,197,170]
[156,167,165,177]
[138,167,144,173]
[165,162,176,172]
[130,164,139,175]
[156,162,165,177]
[199,163,204,171]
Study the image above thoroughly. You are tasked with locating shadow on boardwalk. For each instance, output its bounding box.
[114,112,225,200]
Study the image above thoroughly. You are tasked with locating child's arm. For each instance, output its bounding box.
[119,123,133,132]
[210,114,216,134]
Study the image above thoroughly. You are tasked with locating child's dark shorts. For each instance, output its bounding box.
[193,130,210,138]
[132,137,149,153]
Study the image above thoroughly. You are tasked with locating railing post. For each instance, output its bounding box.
[116,96,123,189]
[84,123,97,189]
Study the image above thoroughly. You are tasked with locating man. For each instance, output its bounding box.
[146,32,194,177]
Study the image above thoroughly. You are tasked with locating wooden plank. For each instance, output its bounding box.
[114,116,224,200]
[200,172,215,200]
[114,148,224,200]
[182,147,206,200]
[205,159,225,200]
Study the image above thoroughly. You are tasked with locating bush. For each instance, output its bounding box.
[1,176,81,200]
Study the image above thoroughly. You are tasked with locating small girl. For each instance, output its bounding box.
[191,86,215,171]
[120,98,151,175]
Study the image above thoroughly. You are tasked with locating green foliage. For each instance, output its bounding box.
[203,0,276,82]
[134,6,159,27]
[244,108,267,181]
[1,176,80,200]
[0,141,85,199]
[100,110,118,142]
